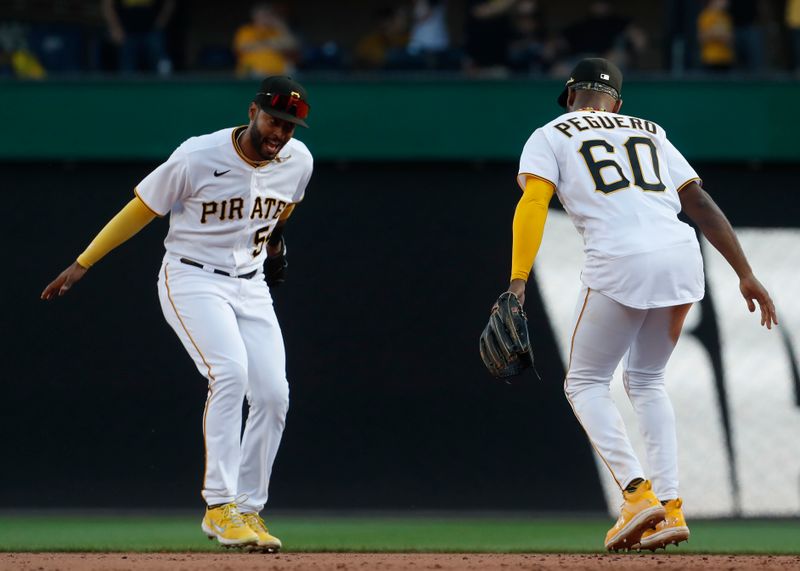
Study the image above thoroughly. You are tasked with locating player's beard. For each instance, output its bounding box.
[249,126,285,161]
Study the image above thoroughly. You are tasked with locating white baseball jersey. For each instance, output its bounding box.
[519,110,705,309]
[136,127,313,275]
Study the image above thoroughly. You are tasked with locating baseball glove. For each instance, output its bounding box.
[266,237,288,288]
[479,292,536,380]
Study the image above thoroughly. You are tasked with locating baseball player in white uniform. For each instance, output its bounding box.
[41,76,314,551]
[505,58,778,551]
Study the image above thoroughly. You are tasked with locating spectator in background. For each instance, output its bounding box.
[730,0,764,71]
[384,0,455,70]
[464,0,515,73]
[507,0,550,73]
[697,0,734,71]
[102,0,175,74]
[554,1,647,73]
[407,0,449,55]
[233,3,298,77]
[0,22,46,79]
[354,6,409,69]
[788,0,800,73]
[464,0,551,74]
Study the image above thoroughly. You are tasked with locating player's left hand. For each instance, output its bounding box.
[265,238,287,288]
[41,261,88,300]
[480,290,536,379]
[739,273,778,329]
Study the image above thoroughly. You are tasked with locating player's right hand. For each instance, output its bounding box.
[739,274,778,330]
[41,261,88,301]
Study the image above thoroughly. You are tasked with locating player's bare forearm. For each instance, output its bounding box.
[679,182,752,279]
[266,219,287,257]
[680,182,778,328]
[507,278,527,306]
[101,0,125,42]
[266,242,282,257]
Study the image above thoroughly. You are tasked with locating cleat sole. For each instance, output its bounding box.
[245,544,281,554]
[638,526,690,551]
[605,505,666,552]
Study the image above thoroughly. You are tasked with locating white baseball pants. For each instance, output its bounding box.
[564,286,691,501]
[157,260,289,513]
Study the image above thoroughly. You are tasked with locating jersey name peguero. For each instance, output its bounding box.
[135,127,313,275]
[518,110,704,309]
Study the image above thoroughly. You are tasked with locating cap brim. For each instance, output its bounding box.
[557,87,568,108]
[261,107,309,128]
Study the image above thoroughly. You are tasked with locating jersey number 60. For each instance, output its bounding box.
[578,136,666,195]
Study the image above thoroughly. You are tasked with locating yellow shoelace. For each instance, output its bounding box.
[221,503,248,528]
[243,512,268,533]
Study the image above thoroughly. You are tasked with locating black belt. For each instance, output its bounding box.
[179,258,258,279]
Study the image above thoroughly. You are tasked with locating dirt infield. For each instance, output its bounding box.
[2,553,799,571]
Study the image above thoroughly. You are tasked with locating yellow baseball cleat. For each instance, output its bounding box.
[636,498,690,551]
[201,503,259,547]
[605,480,666,551]
[241,512,282,552]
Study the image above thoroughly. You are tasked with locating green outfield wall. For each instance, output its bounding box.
[1,77,797,162]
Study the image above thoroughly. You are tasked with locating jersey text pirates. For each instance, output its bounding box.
[136,127,313,275]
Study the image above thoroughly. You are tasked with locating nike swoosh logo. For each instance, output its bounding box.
[212,522,227,533]
[214,169,231,177]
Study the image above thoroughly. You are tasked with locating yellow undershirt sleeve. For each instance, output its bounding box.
[279,203,296,221]
[76,196,156,269]
[510,177,555,282]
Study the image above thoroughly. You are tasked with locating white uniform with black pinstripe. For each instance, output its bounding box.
[519,110,703,501]
[136,127,313,512]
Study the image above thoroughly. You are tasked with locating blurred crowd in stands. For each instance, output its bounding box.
[1,0,799,79]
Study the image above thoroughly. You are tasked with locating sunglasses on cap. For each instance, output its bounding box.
[257,91,310,120]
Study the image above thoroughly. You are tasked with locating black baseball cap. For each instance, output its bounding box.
[255,76,310,128]
[557,58,623,108]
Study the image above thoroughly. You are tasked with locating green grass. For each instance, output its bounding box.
[0,515,798,554]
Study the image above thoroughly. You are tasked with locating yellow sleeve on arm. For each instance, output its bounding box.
[76,196,156,269]
[510,177,555,282]
[278,203,296,221]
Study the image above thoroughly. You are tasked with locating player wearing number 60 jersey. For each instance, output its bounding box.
[41,76,314,551]
[503,58,777,551]
[520,94,704,310]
